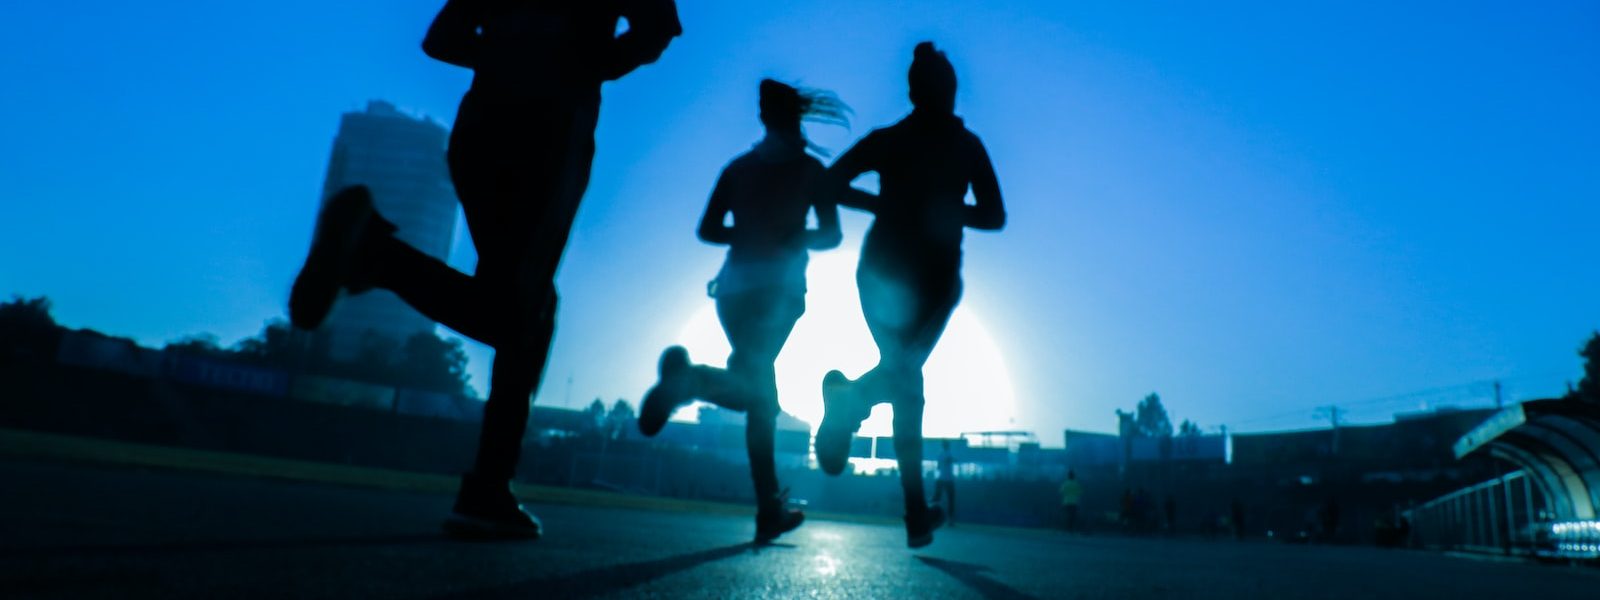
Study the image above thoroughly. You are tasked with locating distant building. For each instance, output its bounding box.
[1062,428,1228,469]
[1229,407,1495,473]
[316,100,457,360]
[652,406,814,468]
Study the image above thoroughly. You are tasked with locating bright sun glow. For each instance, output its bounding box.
[674,249,1016,438]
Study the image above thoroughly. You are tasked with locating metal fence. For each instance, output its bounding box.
[1402,470,1599,559]
[566,451,665,496]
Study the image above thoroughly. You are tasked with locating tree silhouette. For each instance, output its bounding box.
[583,398,608,435]
[165,333,227,357]
[397,331,472,396]
[0,295,55,329]
[232,319,310,368]
[1177,419,1202,437]
[1575,331,1599,403]
[0,295,63,358]
[178,319,475,397]
[1134,393,1174,438]
[605,399,636,440]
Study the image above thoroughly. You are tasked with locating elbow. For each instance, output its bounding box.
[421,34,449,62]
[422,34,474,68]
[988,211,1008,231]
[809,230,843,250]
[633,38,672,67]
[603,33,676,80]
[697,227,727,245]
[422,40,456,67]
[969,209,1006,231]
[632,19,683,65]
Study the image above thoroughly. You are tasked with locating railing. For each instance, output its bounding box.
[1406,471,1539,555]
[567,451,665,496]
[1403,470,1600,559]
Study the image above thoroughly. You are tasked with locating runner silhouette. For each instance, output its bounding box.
[639,79,855,543]
[812,42,1007,549]
[287,0,681,538]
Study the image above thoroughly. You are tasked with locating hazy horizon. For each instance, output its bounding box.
[3,1,1596,437]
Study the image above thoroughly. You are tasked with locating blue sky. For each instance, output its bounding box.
[2,1,1596,437]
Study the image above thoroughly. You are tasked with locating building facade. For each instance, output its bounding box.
[316,100,457,360]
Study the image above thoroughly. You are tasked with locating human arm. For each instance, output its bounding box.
[696,170,735,246]
[599,0,683,81]
[804,198,842,250]
[837,187,881,213]
[818,134,884,214]
[421,0,484,69]
[964,136,1007,231]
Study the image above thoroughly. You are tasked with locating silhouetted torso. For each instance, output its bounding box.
[702,137,826,295]
[428,0,682,105]
[834,111,1002,274]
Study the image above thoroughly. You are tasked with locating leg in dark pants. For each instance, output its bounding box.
[369,94,598,485]
[935,480,956,522]
[855,265,961,516]
[890,389,928,514]
[699,290,802,512]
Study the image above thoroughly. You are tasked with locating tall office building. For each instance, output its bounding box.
[317,100,458,361]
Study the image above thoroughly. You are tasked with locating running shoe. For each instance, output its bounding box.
[639,346,692,436]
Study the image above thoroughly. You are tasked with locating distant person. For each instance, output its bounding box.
[1132,487,1152,533]
[1163,493,1177,535]
[638,79,849,543]
[1319,498,1341,543]
[932,440,957,524]
[1059,470,1083,532]
[1120,488,1134,528]
[812,41,1007,549]
[288,0,681,538]
[1230,497,1246,539]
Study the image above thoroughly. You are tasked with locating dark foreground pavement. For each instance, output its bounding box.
[2,459,1596,599]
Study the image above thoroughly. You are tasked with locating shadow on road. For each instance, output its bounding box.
[454,541,759,599]
[0,533,448,559]
[917,556,1039,600]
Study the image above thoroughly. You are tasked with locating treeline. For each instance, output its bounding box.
[2,295,474,398]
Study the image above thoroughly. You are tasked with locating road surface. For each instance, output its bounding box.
[2,459,1595,599]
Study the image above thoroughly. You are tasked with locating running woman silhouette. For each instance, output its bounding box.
[639,79,853,543]
[287,0,681,538]
[812,42,1006,548]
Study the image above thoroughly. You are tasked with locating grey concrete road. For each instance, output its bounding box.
[1,459,1595,599]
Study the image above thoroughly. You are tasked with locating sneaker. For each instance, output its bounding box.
[905,505,946,549]
[755,509,805,543]
[814,370,860,476]
[443,474,543,540]
[754,488,805,543]
[639,346,692,436]
[288,185,395,330]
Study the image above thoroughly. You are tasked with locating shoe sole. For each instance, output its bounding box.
[442,514,543,541]
[289,185,376,330]
[639,347,690,436]
[906,509,946,549]
[815,371,856,475]
[755,513,806,544]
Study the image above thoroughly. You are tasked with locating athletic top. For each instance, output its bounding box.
[699,135,839,297]
[822,111,1005,275]
[938,451,955,481]
[424,0,682,101]
[1060,479,1084,506]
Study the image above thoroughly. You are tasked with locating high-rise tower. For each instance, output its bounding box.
[317,100,457,360]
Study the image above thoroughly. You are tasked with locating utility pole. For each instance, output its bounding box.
[1219,424,1230,464]
[1314,405,1345,455]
